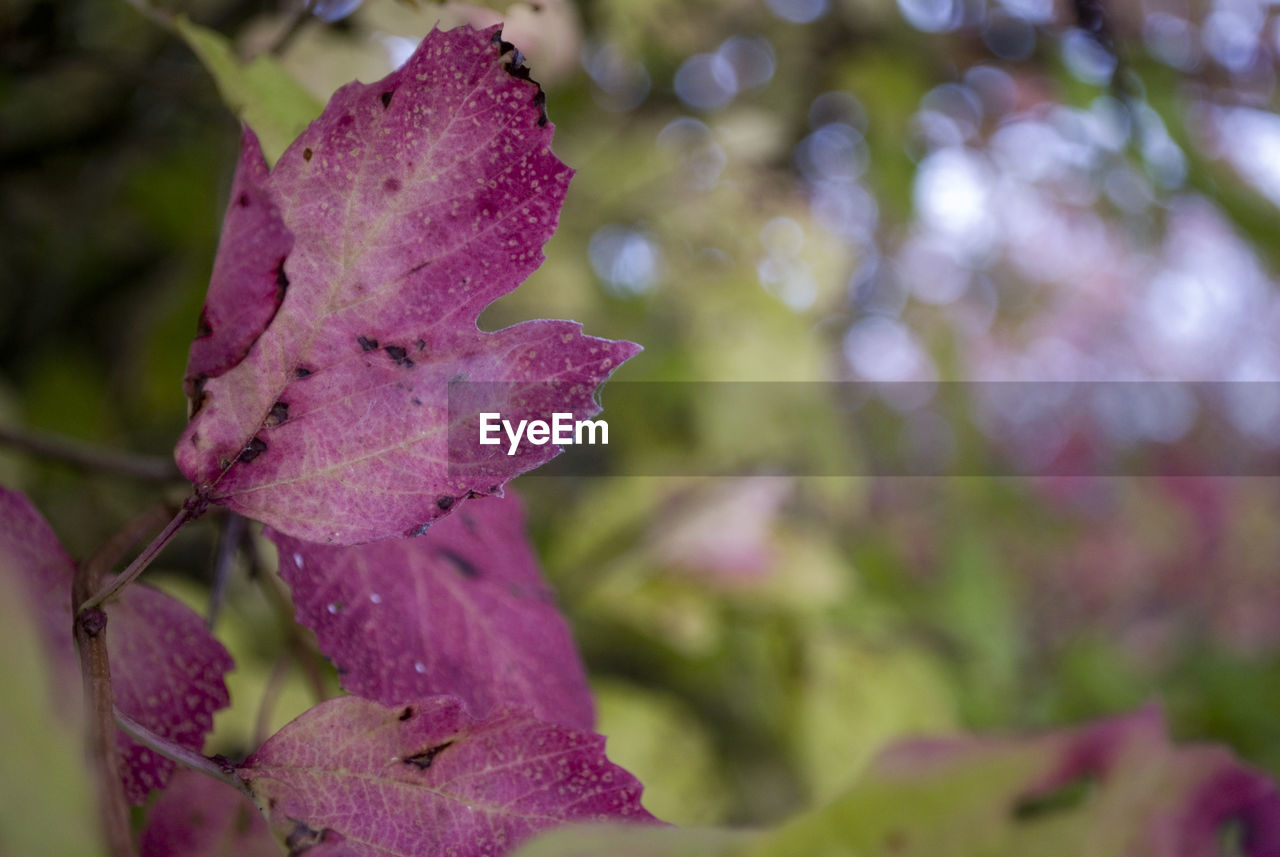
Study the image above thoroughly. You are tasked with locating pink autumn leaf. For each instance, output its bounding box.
[0,487,233,804]
[140,770,280,857]
[270,493,595,729]
[175,24,639,544]
[238,695,659,857]
[184,127,293,400]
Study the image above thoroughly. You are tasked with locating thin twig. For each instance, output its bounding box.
[253,652,293,748]
[264,0,318,58]
[242,529,333,703]
[207,513,246,629]
[114,708,254,800]
[84,502,178,586]
[0,424,179,482]
[79,494,207,613]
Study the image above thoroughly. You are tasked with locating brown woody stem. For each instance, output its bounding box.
[72,590,136,856]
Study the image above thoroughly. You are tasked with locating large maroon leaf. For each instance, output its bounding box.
[238,695,658,857]
[0,487,233,804]
[175,25,639,544]
[270,493,595,729]
[184,127,293,400]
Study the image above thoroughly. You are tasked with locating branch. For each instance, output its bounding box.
[0,424,179,482]
[72,600,136,855]
[114,708,255,800]
[79,494,207,613]
[207,512,246,629]
[243,529,334,703]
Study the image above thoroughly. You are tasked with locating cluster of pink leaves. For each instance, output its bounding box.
[6,21,1280,857]
[1,23,654,857]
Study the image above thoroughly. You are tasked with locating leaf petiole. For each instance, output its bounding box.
[114,707,254,800]
[78,494,207,613]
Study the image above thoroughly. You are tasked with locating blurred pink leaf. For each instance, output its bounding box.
[175,25,638,544]
[0,487,233,804]
[270,493,595,729]
[140,770,278,857]
[239,695,658,857]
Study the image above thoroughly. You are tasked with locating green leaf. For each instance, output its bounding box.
[755,708,1280,857]
[0,567,104,857]
[174,17,322,165]
[594,680,730,825]
[509,823,756,857]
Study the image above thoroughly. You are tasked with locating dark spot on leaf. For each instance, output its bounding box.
[380,89,394,108]
[409,260,430,276]
[78,608,107,637]
[436,495,455,511]
[383,177,401,193]
[266,401,289,427]
[385,345,413,367]
[302,147,313,161]
[238,436,268,463]
[416,339,426,351]
[399,707,414,721]
[294,366,313,378]
[438,548,478,579]
[358,335,379,352]
[237,192,250,208]
[409,521,432,537]
[411,397,422,406]
[275,257,290,298]
[405,741,454,770]
[195,308,212,338]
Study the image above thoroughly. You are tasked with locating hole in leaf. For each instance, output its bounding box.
[238,437,268,463]
[404,741,454,770]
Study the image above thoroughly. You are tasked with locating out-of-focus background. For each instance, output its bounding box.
[3,0,1280,829]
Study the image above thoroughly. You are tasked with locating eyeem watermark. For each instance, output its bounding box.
[479,412,609,456]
